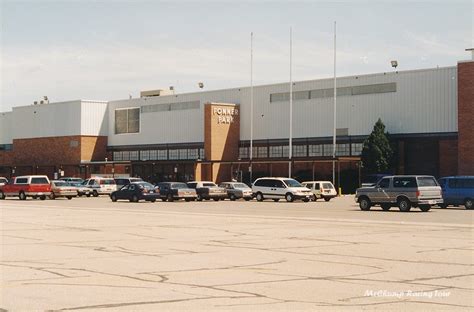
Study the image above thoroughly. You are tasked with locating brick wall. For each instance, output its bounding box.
[457,61,474,175]
[439,139,458,177]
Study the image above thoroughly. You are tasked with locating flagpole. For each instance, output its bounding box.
[289,27,293,178]
[332,21,337,187]
[250,32,254,184]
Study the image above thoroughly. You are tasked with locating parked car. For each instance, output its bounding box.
[252,177,313,202]
[50,180,77,200]
[0,177,8,186]
[186,181,227,201]
[301,181,337,201]
[110,182,160,202]
[83,177,117,197]
[114,177,143,190]
[67,180,93,197]
[0,175,52,200]
[219,182,253,201]
[438,176,474,210]
[355,175,443,212]
[157,182,197,202]
[60,177,84,184]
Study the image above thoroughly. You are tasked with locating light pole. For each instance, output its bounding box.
[332,21,337,186]
[289,27,293,178]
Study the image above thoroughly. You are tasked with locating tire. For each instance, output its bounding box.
[150,199,156,203]
[419,205,431,212]
[40,195,46,200]
[161,197,167,202]
[0,191,5,200]
[381,204,391,211]
[311,195,317,202]
[229,194,236,201]
[273,199,280,202]
[324,197,331,202]
[111,194,117,202]
[196,194,203,201]
[32,195,37,200]
[185,198,192,202]
[256,192,264,202]
[359,197,371,211]
[131,195,139,203]
[67,196,72,200]
[86,193,91,197]
[302,198,310,202]
[19,191,26,200]
[398,197,411,212]
[50,193,56,200]
[465,198,473,210]
[167,194,174,202]
[438,203,447,208]
[92,190,99,197]
[285,193,294,203]
[244,198,251,201]
[213,198,220,201]
[77,193,83,197]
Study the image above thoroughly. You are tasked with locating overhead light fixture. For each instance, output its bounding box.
[391,60,398,69]
[198,82,204,89]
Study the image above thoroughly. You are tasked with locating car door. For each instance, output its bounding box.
[116,185,129,200]
[447,178,461,205]
[374,177,391,203]
[272,180,286,198]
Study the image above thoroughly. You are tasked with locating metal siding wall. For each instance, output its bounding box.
[11,101,82,139]
[80,101,108,136]
[0,112,13,144]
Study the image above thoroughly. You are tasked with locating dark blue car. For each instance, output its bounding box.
[110,182,160,203]
[438,176,474,209]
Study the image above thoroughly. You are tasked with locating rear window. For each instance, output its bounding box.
[172,183,188,189]
[53,181,68,186]
[393,177,416,188]
[100,179,116,185]
[322,183,334,189]
[417,177,438,187]
[203,183,217,187]
[448,178,474,188]
[31,177,49,184]
[234,183,249,189]
[187,183,197,189]
[254,179,269,187]
[283,179,302,187]
[130,178,143,183]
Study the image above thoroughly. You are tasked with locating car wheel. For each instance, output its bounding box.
[438,203,447,208]
[256,192,264,202]
[465,198,473,210]
[40,195,46,200]
[302,198,310,203]
[324,197,331,202]
[229,194,236,201]
[92,190,99,197]
[273,199,280,202]
[398,197,411,212]
[213,198,220,201]
[86,193,91,197]
[67,196,73,200]
[49,193,56,200]
[185,198,192,202]
[196,194,203,201]
[359,197,371,211]
[131,195,139,203]
[381,204,391,211]
[167,194,174,202]
[77,193,83,197]
[419,205,431,212]
[19,191,26,200]
[32,195,37,200]
[311,195,317,201]
[244,198,251,201]
[150,199,156,203]
[0,191,5,200]
[111,194,117,202]
[285,193,294,202]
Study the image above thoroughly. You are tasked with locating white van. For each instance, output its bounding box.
[84,177,117,197]
[301,181,337,201]
[252,177,312,202]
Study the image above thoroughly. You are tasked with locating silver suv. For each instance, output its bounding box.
[355,175,443,212]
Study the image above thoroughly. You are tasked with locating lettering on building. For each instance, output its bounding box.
[213,107,239,124]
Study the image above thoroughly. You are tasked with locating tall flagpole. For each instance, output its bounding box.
[250,32,254,184]
[332,21,337,187]
[289,27,293,178]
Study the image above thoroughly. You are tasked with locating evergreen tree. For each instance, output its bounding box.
[361,119,394,174]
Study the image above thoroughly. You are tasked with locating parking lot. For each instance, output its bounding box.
[1,196,473,311]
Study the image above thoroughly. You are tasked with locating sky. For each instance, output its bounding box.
[0,0,472,111]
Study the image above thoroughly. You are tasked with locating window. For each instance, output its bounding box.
[417,177,438,187]
[188,149,199,160]
[157,150,167,160]
[70,140,79,148]
[0,144,12,151]
[31,177,49,184]
[115,108,140,134]
[393,177,416,188]
[308,145,322,157]
[15,178,28,184]
[283,179,302,187]
[293,145,307,157]
[257,146,268,158]
[199,148,205,160]
[121,151,130,161]
[323,144,334,157]
[282,145,290,158]
[169,149,179,160]
[270,146,283,158]
[274,180,285,188]
[179,149,188,159]
[239,147,249,159]
[130,151,139,160]
[378,178,391,188]
[351,143,363,156]
[113,151,123,161]
[336,144,350,156]
[140,150,150,161]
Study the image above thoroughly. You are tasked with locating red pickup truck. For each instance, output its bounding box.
[0,175,52,200]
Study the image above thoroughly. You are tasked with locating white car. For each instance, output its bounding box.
[0,177,8,186]
[252,177,312,202]
[83,177,117,197]
[302,181,337,201]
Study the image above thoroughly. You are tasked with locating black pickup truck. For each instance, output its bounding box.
[186,181,227,201]
[156,182,197,202]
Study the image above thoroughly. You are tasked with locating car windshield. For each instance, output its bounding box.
[172,183,188,189]
[130,178,143,182]
[137,182,155,190]
[417,177,438,187]
[203,183,217,187]
[323,183,334,189]
[233,183,249,189]
[54,181,68,187]
[283,179,302,187]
